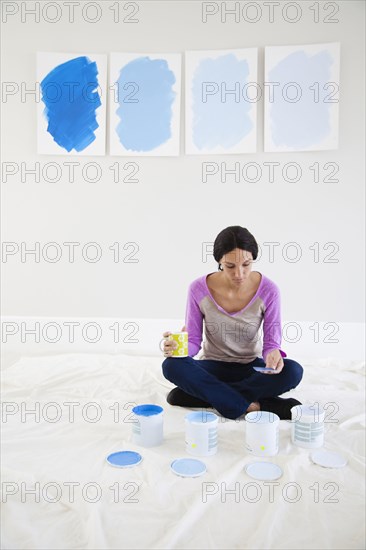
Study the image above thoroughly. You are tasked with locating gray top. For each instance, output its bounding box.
[185,272,287,364]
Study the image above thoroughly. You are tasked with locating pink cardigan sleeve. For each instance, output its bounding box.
[262,282,287,361]
[184,281,204,357]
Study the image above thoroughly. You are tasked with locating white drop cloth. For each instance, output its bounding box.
[1,353,365,549]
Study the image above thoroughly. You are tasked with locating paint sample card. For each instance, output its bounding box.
[185,49,258,155]
[109,53,181,156]
[264,43,340,152]
[37,52,107,155]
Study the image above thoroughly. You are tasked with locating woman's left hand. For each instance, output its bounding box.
[264,349,284,374]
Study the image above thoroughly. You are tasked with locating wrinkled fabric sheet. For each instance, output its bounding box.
[1,353,365,549]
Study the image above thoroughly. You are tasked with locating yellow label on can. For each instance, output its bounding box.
[169,332,189,357]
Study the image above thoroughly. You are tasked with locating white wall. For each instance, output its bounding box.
[1,1,365,333]
[2,316,365,362]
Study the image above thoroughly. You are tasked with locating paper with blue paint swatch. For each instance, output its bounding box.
[264,43,340,152]
[185,49,258,154]
[109,53,181,156]
[37,52,107,155]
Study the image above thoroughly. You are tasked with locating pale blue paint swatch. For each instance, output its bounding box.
[269,50,333,148]
[41,56,101,152]
[192,54,253,150]
[116,57,176,152]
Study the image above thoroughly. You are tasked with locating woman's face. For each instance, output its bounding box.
[219,248,254,286]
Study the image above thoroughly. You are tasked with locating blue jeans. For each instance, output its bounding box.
[162,356,303,420]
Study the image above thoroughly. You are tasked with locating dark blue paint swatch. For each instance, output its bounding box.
[41,56,101,152]
[116,57,176,152]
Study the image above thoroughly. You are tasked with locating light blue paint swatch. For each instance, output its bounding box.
[41,56,101,152]
[192,54,253,150]
[269,50,333,148]
[116,57,176,152]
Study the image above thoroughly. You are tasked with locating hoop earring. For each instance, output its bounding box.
[218,263,223,271]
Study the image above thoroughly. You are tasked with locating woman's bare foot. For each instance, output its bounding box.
[246,401,261,413]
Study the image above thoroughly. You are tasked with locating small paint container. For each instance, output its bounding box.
[245,411,280,457]
[132,404,164,447]
[169,332,189,357]
[291,404,325,448]
[185,411,218,456]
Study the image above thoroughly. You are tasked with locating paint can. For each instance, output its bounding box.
[132,404,164,447]
[291,404,325,448]
[245,411,280,457]
[185,411,218,456]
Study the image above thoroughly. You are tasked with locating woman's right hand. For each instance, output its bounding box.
[162,331,178,357]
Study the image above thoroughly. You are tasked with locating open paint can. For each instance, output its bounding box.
[185,411,218,456]
[132,404,164,447]
[245,410,279,457]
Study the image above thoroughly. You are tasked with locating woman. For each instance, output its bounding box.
[161,226,303,420]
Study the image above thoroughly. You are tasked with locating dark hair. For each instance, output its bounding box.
[213,226,258,270]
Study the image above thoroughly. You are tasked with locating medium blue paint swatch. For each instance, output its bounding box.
[269,50,333,148]
[192,54,253,150]
[116,57,176,152]
[106,451,142,468]
[41,56,101,152]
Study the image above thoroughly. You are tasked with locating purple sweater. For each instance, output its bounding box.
[184,272,287,363]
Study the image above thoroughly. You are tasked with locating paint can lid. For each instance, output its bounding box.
[244,461,283,480]
[170,458,207,477]
[106,451,142,468]
[310,449,347,468]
